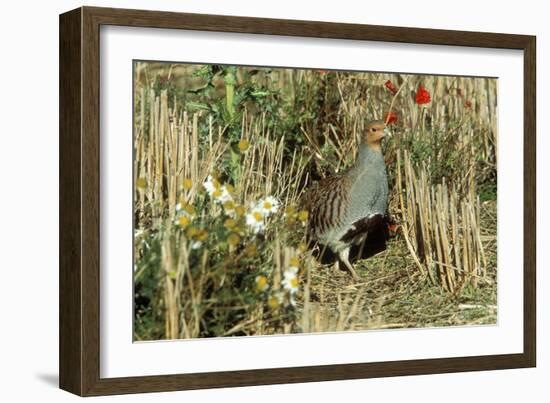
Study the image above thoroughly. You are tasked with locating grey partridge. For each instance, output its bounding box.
[303,120,390,280]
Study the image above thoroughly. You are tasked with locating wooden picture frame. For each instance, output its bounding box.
[59,6,536,396]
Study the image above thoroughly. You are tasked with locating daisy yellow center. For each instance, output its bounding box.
[289,256,300,268]
[182,178,193,190]
[212,189,222,198]
[263,201,272,210]
[196,229,208,242]
[235,206,246,217]
[268,296,279,309]
[227,233,240,246]
[290,277,299,288]
[178,216,190,228]
[238,139,250,152]
[256,275,267,291]
[253,211,263,222]
[186,226,199,238]
[223,200,235,210]
[297,210,309,222]
[224,218,237,229]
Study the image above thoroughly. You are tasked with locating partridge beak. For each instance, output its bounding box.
[384,127,392,138]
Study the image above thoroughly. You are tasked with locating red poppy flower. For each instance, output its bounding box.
[384,111,398,125]
[384,80,398,95]
[415,85,431,105]
[464,100,472,109]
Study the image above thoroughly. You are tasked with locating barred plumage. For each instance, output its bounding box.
[302,120,390,280]
[304,175,351,234]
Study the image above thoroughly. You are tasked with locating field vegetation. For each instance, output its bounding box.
[133,62,497,340]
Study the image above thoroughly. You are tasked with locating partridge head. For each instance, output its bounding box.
[362,120,389,151]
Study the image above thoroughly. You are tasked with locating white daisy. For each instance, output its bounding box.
[175,215,191,228]
[203,175,234,205]
[282,269,299,295]
[222,200,236,216]
[191,241,203,250]
[215,186,233,204]
[289,294,297,306]
[257,196,280,217]
[287,265,299,275]
[267,291,284,309]
[174,202,196,227]
[255,275,269,292]
[245,209,265,234]
[203,175,217,196]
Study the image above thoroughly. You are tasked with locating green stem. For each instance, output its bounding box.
[224,67,237,119]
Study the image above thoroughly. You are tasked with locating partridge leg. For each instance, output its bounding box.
[338,247,359,281]
[356,232,368,260]
[333,259,340,273]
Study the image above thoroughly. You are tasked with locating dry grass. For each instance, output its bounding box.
[396,151,489,294]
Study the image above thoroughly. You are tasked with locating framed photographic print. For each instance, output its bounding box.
[59,6,536,396]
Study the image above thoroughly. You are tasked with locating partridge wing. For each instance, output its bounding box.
[303,175,351,236]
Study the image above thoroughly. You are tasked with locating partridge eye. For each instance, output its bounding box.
[371,128,376,132]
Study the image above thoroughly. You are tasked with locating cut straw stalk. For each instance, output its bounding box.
[397,150,487,293]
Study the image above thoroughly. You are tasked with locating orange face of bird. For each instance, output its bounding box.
[363,120,388,148]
